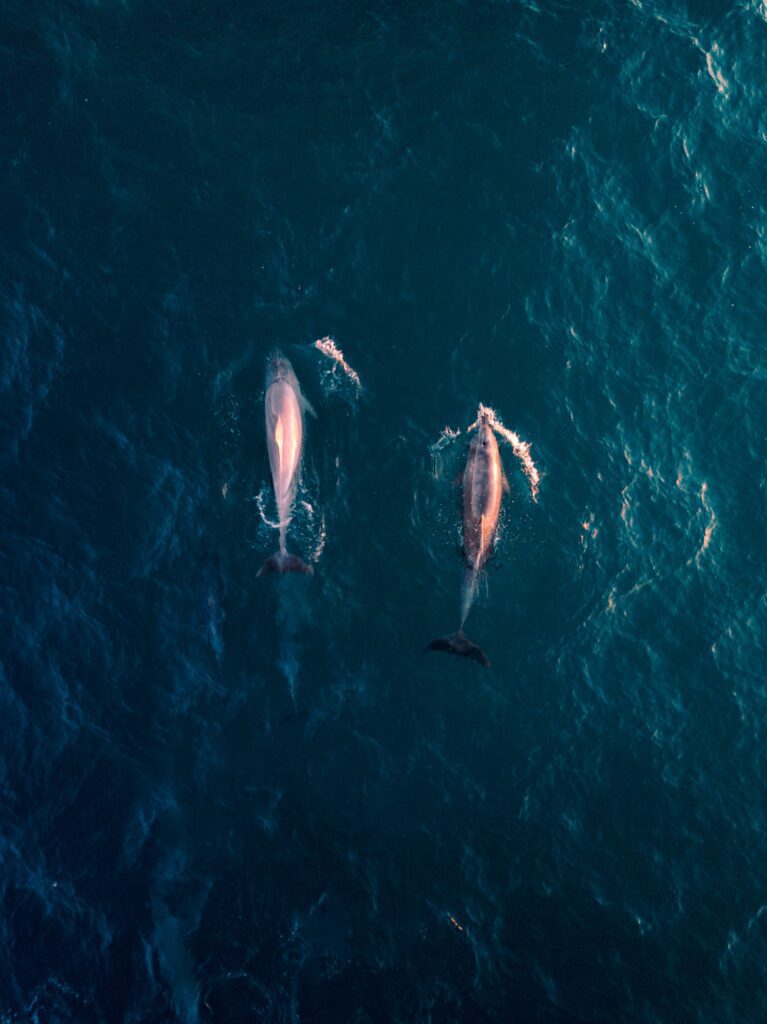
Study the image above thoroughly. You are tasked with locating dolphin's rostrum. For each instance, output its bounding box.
[427,407,509,667]
[258,350,316,577]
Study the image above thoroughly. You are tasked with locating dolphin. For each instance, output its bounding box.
[258,350,316,576]
[427,408,508,667]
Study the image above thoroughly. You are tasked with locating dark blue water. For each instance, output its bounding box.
[3,1,767,1021]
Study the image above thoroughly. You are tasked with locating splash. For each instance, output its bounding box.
[300,499,327,563]
[429,425,462,479]
[430,425,461,454]
[469,403,541,501]
[312,513,327,563]
[314,337,362,392]
[255,485,280,529]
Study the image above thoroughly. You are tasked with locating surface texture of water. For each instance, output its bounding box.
[2,1,767,1021]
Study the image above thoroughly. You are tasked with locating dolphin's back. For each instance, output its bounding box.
[462,426,503,570]
[265,379,303,507]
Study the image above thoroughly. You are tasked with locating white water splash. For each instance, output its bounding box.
[430,425,461,454]
[255,485,280,529]
[300,499,327,564]
[312,513,327,563]
[314,337,362,393]
[468,403,541,502]
[429,426,461,480]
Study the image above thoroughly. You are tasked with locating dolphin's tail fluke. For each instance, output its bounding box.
[257,552,314,577]
[426,630,489,668]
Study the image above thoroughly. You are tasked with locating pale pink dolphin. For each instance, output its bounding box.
[258,350,316,576]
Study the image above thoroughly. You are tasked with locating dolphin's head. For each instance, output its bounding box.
[266,349,294,386]
[478,406,497,447]
[470,418,495,455]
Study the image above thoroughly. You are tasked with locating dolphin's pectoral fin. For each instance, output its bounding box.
[426,630,490,668]
[301,394,317,419]
[502,469,511,494]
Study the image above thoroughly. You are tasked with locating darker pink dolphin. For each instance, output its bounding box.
[428,409,508,667]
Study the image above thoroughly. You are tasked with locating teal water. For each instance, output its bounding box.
[2,1,767,1021]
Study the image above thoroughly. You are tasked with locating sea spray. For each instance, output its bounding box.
[300,499,327,564]
[256,485,280,530]
[429,425,462,479]
[314,337,362,396]
[430,425,461,453]
[312,514,327,563]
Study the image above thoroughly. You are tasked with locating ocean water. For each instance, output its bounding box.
[2,0,767,1021]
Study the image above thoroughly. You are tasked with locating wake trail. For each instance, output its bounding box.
[460,568,480,628]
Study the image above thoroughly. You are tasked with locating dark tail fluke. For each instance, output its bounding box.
[257,553,314,577]
[426,630,490,668]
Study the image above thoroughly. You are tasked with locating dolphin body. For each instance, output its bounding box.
[428,410,508,667]
[258,350,316,576]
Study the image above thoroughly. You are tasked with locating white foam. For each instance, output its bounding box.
[312,513,327,563]
[255,485,280,529]
[429,425,461,454]
[314,337,362,393]
[299,499,327,563]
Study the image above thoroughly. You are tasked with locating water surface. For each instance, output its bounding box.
[2,1,767,1021]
